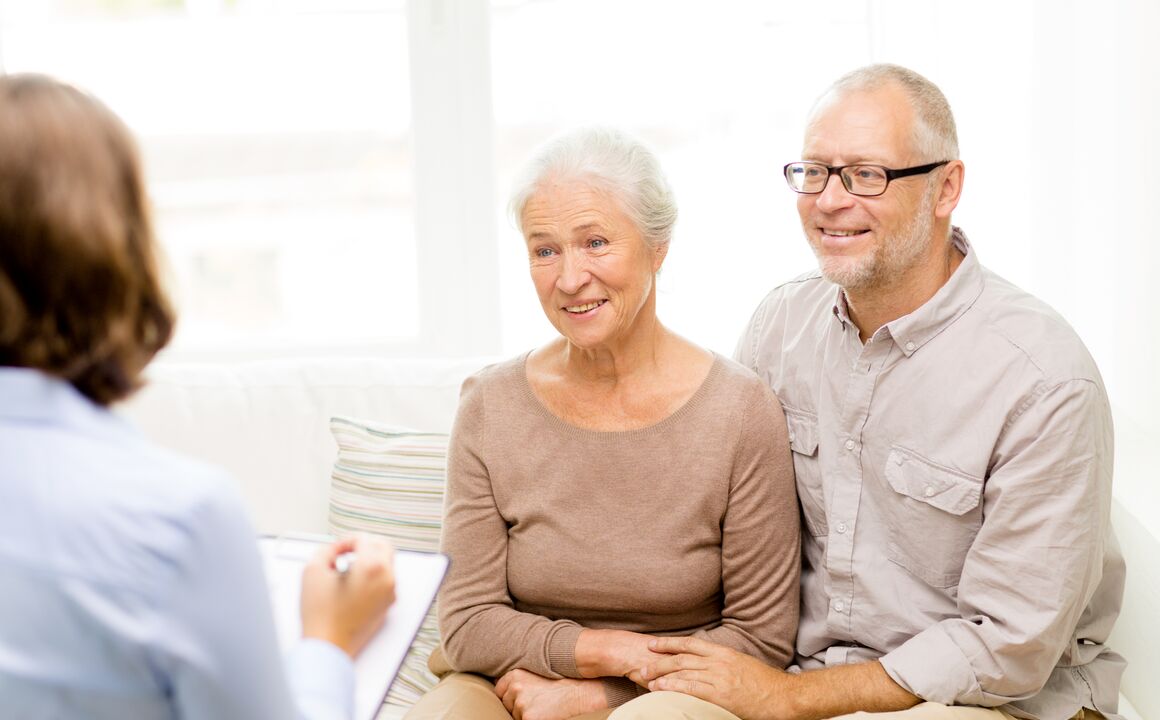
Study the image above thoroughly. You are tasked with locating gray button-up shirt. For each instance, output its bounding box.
[736,228,1126,720]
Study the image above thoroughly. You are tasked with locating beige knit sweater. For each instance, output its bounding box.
[437,352,800,705]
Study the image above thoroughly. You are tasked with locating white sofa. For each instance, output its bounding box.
[120,356,1156,720]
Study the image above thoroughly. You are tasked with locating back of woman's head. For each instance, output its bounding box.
[0,74,174,406]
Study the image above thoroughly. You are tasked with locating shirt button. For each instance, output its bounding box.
[924,485,935,497]
[905,341,916,352]
[788,430,796,442]
[833,600,845,612]
[836,521,848,534]
[844,439,856,451]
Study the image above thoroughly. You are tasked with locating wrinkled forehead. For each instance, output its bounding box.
[523,176,617,214]
[519,177,630,234]
[802,85,918,165]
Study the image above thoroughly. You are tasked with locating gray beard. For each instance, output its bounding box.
[815,185,937,292]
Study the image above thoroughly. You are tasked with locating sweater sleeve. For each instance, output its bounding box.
[694,378,800,668]
[436,372,585,679]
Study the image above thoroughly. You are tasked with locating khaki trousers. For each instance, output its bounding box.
[401,670,617,720]
[403,650,1103,720]
[606,694,1104,720]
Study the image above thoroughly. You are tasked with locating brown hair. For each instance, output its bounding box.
[0,74,174,406]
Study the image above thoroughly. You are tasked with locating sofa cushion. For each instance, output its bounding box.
[327,415,449,711]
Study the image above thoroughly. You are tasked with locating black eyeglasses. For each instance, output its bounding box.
[783,160,950,197]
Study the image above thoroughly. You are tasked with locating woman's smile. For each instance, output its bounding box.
[563,299,607,315]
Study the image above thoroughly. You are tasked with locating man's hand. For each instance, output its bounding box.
[493,669,606,720]
[641,636,790,720]
[643,636,921,720]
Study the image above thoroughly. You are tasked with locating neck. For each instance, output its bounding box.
[846,230,964,343]
[561,299,668,385]
[564,332,671,387]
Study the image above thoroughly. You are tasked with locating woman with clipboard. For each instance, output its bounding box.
[0,73,393,720]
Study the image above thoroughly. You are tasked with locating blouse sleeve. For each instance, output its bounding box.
[155,472,355,720]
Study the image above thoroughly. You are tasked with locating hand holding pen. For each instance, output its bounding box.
[299,533,397,659]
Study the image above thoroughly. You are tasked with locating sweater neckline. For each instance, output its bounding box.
[515,350,725,440]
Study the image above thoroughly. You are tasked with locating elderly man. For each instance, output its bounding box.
[629,64,1126,720]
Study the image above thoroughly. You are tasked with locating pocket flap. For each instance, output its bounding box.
[783,408,819,457]
[884,447,981,516]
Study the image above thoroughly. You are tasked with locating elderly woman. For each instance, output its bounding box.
[0,74,396,719]
[405,128,800,720]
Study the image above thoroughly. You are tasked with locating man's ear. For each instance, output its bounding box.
[935,160,965,219]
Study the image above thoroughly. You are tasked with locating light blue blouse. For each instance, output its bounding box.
[0,368,353,720]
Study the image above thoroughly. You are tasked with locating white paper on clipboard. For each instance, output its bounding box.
[258,534,448,720]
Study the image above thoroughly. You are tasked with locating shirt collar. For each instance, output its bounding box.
[833,288,854,326]
[830,226,985,357]
[0,366,107,425]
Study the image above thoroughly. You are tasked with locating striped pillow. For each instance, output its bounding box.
[327,416,449,711]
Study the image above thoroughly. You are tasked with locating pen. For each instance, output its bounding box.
[335,551,355,575]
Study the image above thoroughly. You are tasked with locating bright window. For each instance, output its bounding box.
[2,0,1157,531]
[490,0,868,355]
[0,0,420,354]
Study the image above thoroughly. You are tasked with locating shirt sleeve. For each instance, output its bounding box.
[437,374,585,679]
[286,639,356,720]
[152,473,356,720]
[694,379,800,668]
[879,378,1115,706]
[733,295,770,373]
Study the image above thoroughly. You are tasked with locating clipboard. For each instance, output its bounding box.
[258,534,449,720]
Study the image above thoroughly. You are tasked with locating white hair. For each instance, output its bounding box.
[815,63,960,162]
[509,126,678,250]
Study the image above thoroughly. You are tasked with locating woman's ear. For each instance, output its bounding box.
[653,242,669,272]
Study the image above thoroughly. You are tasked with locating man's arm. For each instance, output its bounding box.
[644,379,1116,715]
[642,636,918,720]
[878,378,1115,705]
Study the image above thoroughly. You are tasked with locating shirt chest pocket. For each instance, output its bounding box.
[883,446,983,588]
[785,408,827,537]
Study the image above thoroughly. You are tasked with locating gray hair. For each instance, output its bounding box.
[509,126,678,250]
[814,63,959,162]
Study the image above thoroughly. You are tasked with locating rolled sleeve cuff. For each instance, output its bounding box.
[879,625,983,706]
[286,638,356,720]
[546,622,585,678]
